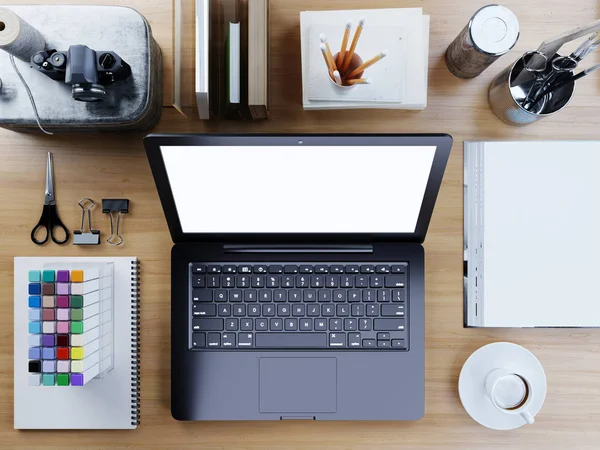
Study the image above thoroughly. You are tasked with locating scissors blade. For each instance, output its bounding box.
[44,152,55,205]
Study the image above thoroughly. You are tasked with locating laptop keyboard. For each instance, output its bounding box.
[189,263,408,350]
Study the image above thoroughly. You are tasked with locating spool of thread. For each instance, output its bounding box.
[0,7,45,62]
[445,5,519,79]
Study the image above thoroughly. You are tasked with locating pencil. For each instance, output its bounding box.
[345,78,371,85]
[337,21,352,68]
[320,43,335,75]
[333,70,343,85]
[342,16,366,74]
[346,50,387,79]
[320,34,337,72]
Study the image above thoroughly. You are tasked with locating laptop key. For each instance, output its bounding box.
[382,304,405,316]
[303,290,316,302]
[377,290,390,302]
[274,289,287,302]
[270,318,283,331]
[192,289,212,302]
[384,275,406,288]
[223,265,236,274]
[252,275,265,288]
[284,265,298,274]
[207,265,221,274]
[362,289,375,302]
[192,332,206,348]
[296,275,309,288]
[300,319,312,331]
[285,318,298,331]
[391,264,407,273]
[330,265,344,274]
[192,264,206,274]
[333,290,347,302]
[299,265,313,274]
[315,265,328,273]
[238,333,254,347]
[282,276,294,288]
[318,290,332,302]
[340,276,353,288]
[359,318,372,331]
[367,304,379,316]
[288,289,301,302]
[193,303,216,317]
[277,304,290,317]
[248,305,260,317]
[244,290,257,302]
[233,305,246,316]
[348,333,361,347]
[378,340,390,348]
[329,332,346,347]
[262,304,275,316]
[214,289,227,302]
[307,305,319,317]
[236,275,249,288]
[360,265,375,274]
[377,332,391,340]
[226,319,239,331]
[337,304,349,316]
[322,305,334,317]
[344,318,357,331]
[293,304,305,317]
[310,275,324,288]
[207,333,221,347]
[193,318,224,331]
[325,275,339,287]
[240,319,253,331]
[192,275,205,288]
[314,319,327,331]
[363,339,376,348]
[259,290,272,302]
[376,265,391,274]
[374,319,405,331]
[392,339,406,348]
[370,275,383,287]
[345,265,359,274]
[229,289,242,302]
[329,318,342,331]
[351,304,365,317]
[221,275,235,287]
[222,333,236,347]
[269,265,284,274]
[348,289,361,303]
[266,275,279,288]
[256,333,327,348]
[207,275,220,288]
[355,276,368,288]
[238,265,252,274]
[392,289,406,302]
[255,319,268,331]
[254,265,268,274]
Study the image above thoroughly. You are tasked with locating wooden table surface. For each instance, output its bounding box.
[2,0,600,448]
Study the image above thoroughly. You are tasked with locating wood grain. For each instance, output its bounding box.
[1,1,600,448]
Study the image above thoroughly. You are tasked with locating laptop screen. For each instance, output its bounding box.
[160,145,436,234]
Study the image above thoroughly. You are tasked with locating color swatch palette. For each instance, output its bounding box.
[28,268,113,386]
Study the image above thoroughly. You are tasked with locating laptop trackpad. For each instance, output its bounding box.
[259,357,337,414]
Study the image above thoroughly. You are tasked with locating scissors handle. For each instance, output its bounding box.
[31,204,70,245]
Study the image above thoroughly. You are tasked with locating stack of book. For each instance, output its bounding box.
[195,0,269,120]
[300,8,430,110]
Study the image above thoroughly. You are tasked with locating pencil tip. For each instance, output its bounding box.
[381,50,388,57]
[366,78,372,84]
[359,17,366,25]
[320,43,327,52]
[319,33,327,42]
[345,21,352,29]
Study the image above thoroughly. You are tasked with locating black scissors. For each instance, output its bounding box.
[31,152,70,245]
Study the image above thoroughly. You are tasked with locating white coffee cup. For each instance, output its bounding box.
[484,368,535,424]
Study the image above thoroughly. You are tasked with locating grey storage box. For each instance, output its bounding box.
[0,5,162,132]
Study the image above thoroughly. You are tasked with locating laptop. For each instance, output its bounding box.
[144,134,452,421]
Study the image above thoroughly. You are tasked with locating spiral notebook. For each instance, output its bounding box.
[14,257,140,429]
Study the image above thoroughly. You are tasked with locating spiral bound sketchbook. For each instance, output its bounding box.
[464,141,600,328]
[14,257,140,429]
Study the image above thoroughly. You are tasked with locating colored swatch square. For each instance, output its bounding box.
[42,334,55,346]
[57,373,70,386]
[71,270,84,283]
[28,296,41,308]
[29,374,42,386]
[42,347,56,360]
[28,284,41,295]
[29,309,42,321]
[70,296,83,308]
[42,321,56,333]
[29,335,42,346]
[57,347,69,360]
[28,271,41,282]
[56,296,69,308]
[70,284,83,295]
[71,360,84,372]
[56,334,69,346]
[57,360,70,372]
[56,308,70,320]
[71,347,84,360]
[28,360,41,373]
[57,270,70,283]
[42,308,55,321]
[42,373,55,386]
[71,321,83,334]
[71,373,83,386]
[42,283,55,295]
[28,347,41,359]
[56,283,70,295]
[42,270,55,283]
[71,308,83,321]
[42,360,56,372]
[57,322,70,334]
[42,296,54,308]
[28,322,41,334]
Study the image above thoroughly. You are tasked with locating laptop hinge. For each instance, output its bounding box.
[280,416,316,420]
[223,244,374,253]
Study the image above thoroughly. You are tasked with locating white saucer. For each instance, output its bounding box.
[458,342,547,430]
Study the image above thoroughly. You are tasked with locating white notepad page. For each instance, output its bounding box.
[481,142,600,327]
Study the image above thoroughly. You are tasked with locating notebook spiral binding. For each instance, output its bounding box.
[131,260,141,426]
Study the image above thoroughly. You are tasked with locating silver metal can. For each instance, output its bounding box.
[446,4,520,79]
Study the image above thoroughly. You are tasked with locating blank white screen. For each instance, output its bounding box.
[161,146,436,233]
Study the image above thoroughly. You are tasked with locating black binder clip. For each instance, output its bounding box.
[73,198,101,245]
[102,198,129,246]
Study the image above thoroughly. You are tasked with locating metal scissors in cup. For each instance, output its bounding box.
[31,152,70,245]
[522,53,579,110]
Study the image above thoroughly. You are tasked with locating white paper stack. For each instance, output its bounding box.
[300,8,429,110]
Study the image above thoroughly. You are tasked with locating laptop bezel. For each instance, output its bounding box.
[144,133,452,244]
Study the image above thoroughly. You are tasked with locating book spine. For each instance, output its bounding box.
[130,260,141,426]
